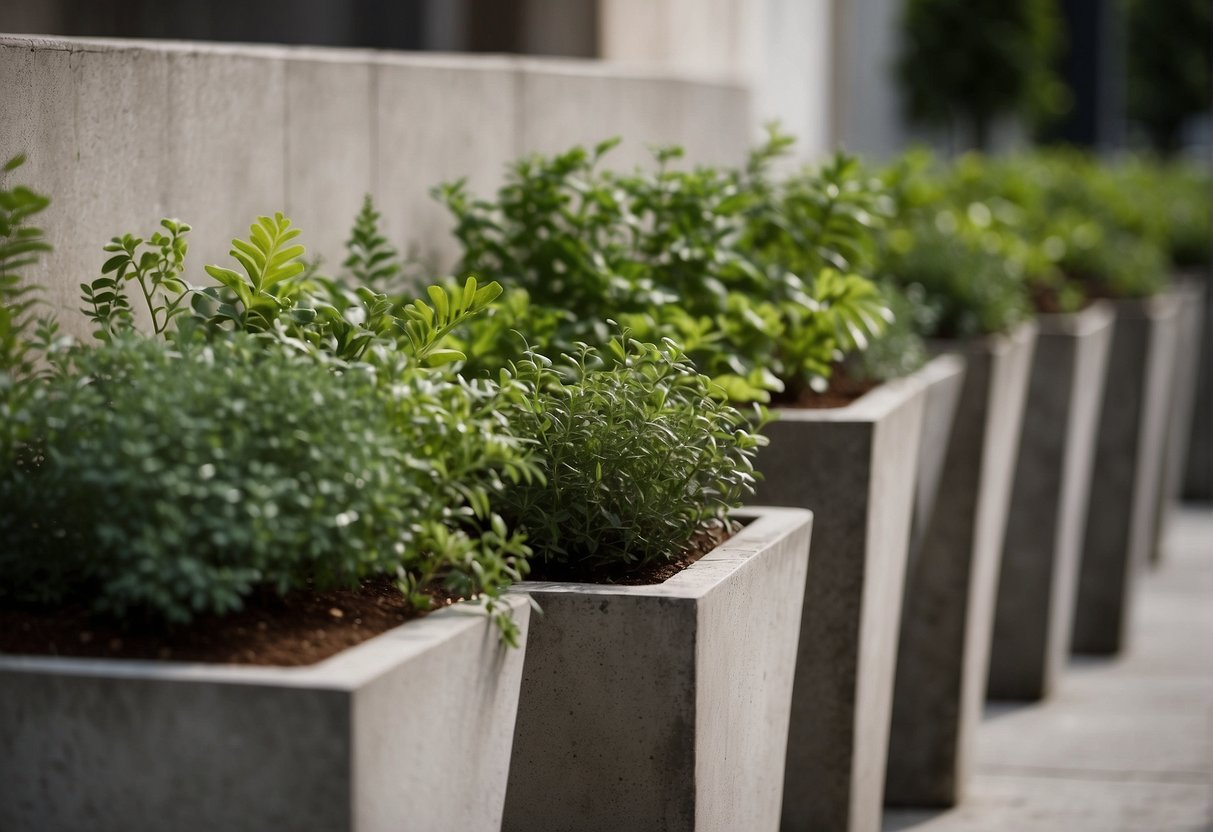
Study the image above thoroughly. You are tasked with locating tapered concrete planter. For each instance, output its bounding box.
[750,375,926,832]
[909,354,969,562]
[502,507,812,832]
[0,595,531,832]
[988,304,1114,701]
[1073,292,1182,654]
[1152,279,1206,562]
[886,320,1037,808]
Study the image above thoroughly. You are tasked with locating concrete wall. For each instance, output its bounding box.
[598,0,832,162]
[0,34,750,340]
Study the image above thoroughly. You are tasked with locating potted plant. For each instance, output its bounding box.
[487,338,813,830]
[928,153,1116,703]
[1128,157,1211,554]
[439,133,951,832]
[0,174,538,832]
[994,151,1189,658]
[877,153,1038,809]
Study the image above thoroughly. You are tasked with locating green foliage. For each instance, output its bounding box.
[83,219,192,340]
[495,336,765,571]
[195,212,308,333]
[343,195,402,289]
[898,0,1068,148]
[0,155,54,380]
[878,154,1033,337]
[853,283,932,381]
[1127,0,1211,153]
[440,134,898,401]
[0,334,539,641]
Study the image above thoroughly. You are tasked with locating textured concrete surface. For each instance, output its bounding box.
[502,507,812,832]
[1181,268,1213,500]
[887,322,1037,808]
[909,354,968,568]
[0,595,531,832]
[0,35,751,339]
[1074,294,1182,655]
[989,304,1114,700]
[885,507,1213,832]
[751,374,926,832]
[1153,279,1205,561]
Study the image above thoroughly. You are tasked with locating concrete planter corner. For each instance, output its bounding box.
[0,595,532,832]
[1074,291,1183,654]
[750,371,927,832]
[886,319,1037,808]
[990,303,1114,700]
[502,506,813,832]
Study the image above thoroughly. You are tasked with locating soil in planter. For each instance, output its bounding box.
[773,367,878,410]
[0,578,461,667]
[525,519,735,585]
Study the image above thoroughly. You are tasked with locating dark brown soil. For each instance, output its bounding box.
[1031,282,1068,314]
[773,368,878,409]
[0,577,458,667]
[525,520,734,585]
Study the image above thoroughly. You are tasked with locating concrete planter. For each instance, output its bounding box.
[988,304,1114,701]
[501,506,812,832]
[909,354,969,563]
[885,320,1037,808]
[750,374,927,832]
[1153,278,1206,561]
[0,595,531,832]
[1073,292,1182,654]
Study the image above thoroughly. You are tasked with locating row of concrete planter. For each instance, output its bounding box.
[748,281,1202,829]
[0,284,1201,832]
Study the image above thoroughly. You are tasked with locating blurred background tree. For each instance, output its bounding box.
[897,0,1071,151]
[1126,0,1212,154]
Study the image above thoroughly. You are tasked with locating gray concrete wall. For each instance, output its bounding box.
[0,34,751,341]
[597,0,833,161]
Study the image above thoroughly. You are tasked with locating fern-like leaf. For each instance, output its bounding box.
[344,195,401,288]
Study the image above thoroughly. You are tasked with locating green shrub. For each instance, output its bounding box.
[494,336,765,572]
[7,199,542,641]
[0,335,537,639]
[878,154,1033,337]
[898,0,1068,148]
[439,134,897,402]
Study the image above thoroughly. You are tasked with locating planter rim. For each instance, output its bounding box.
[0,592,529,691]
[911,351,967,388]
[772,369,925,425]
[927,317,1038,359]
[1037,300,1115,337]
[1102,290,1183,320]
[512,505,811,601]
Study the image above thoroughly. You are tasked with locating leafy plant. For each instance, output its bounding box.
[0,333,540,642]
[440,134,898,402]
[343,195,402,289]
[494,336,766,572]
[1126,0,1211,154]
[82,219,192,341]
[0,155,54,380]
[898,0,1069,148]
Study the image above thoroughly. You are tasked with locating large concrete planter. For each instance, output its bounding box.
[1153,278,1206,561]
[988,304,1114,701]
[501,506,812,832]
[750,374,926,832]
[885,320,1037,808]
[1073,292,1182,654]
[0,595,531,832]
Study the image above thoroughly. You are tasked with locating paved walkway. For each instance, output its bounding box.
[885,507,1213,832]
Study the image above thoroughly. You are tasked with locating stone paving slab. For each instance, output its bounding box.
[885,507,1213,831]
